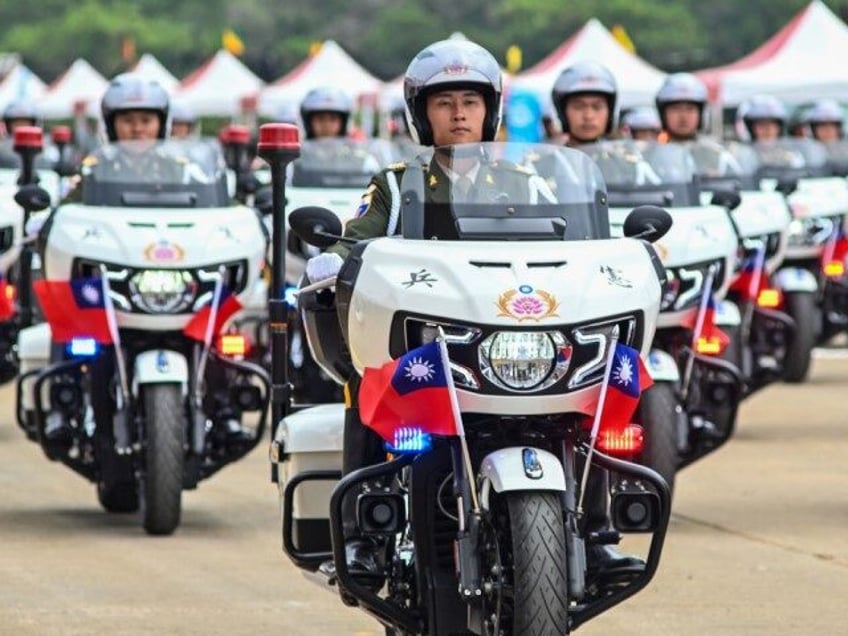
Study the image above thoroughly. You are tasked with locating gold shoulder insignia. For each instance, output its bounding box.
[428,173,438,187]
[82,155,99,167]
[387,162,407,171]
[175,156,189,164]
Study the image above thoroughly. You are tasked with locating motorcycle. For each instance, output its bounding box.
[764,138,848,353]
[595,140,742,493]
[0,133,63,382]
[252,137,402,404]
[694,140,799,394]
[747,138,848,380]
[15,138,270,535]
[271,141,673,634]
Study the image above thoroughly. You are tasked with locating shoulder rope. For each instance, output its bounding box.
[385,169,401,236]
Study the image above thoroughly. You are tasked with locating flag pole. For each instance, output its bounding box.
[195,265,225,397]
[577,325,619,518]
[99,266,128,403]
[436,327,479,514]
[681,263,717,401]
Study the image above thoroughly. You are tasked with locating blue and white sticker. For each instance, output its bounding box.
[355,184,376,218]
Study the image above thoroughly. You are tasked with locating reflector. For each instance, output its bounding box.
[757,288,783,309]
[597,424,644,456]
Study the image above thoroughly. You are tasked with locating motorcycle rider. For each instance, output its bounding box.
[305,38,632,579]
[300,87,353,140]
[0,99,60,168]
[654,72,742,177]
[803,98,844,143]
[551,62,660,186]
[169,101,199,139]
[739,94,788,143]
[621,106,662,142]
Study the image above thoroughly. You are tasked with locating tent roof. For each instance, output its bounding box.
[176,50,264,117]
[38,58,108,120]
[510,18,667,110]
[696,1,848,106]
[132,53,179,94]
[0,63,46,111]
[258,40,382,117]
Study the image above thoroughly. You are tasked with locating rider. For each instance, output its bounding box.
[551,62,660,186]
[550,61,617,147]
[300,87,353,140]
[654,72,742,177]
[0,99,59,168]
[169,101,199,140]
[739,94,788,143]
[621,106,662,142]
[305,38,628,578]
[803,98,844,143]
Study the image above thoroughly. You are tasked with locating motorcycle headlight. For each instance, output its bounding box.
[478,331,571,392]
[129,269,196,314]
[569,317,636,389]
[660,270,680,311]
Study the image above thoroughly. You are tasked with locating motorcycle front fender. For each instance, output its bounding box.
[478,447,565,511]
[713,299,741,327]
[774,267,819,293]
[646,349,680,383]
[131,349,189,398]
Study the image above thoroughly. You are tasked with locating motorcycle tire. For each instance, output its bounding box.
[782,292,816,383]
[507,492,569,635]
[635,382,678,496]
[141,383,184,536]
[97,479,139,514]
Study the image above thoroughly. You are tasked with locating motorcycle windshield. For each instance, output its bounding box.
[692,139,762,191]
[80,139,229,207]
[290,138,397,188]
[823,139,848,176]
[580,140,700,208]
[399,142,608,241]
[753,138,830,179]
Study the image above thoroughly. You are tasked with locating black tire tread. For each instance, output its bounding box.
[783,292,816,383]
[142,383,184,535]
[508,492,569,636]
[636,382,678,495]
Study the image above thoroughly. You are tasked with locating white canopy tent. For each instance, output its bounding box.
[175,50,265,117]
[696,1,848,107]
[509,18,667,110]
[38,58,108,120]
[132,53,179,94]
[258,40,383,118]
[0,63,46,111]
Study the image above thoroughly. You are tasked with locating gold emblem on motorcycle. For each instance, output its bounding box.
[144,240,185,263]
[496,285,560,321]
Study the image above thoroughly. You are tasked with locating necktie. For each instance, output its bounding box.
[455,174,474,202]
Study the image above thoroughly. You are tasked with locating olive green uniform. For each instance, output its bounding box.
[329,156,534,259]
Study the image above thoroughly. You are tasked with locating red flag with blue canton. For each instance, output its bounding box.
[682,293,730,351]
[183,291,242,342]
[359,341,460,443]
[598,342,653,433]
[33,278,112,343]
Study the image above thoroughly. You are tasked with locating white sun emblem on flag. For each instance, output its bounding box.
[404,356,435,383]
[612,354,634,386]
[81,283,101,305]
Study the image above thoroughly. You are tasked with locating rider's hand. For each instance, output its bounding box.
[24,212,49,237]
[306,253,343,283]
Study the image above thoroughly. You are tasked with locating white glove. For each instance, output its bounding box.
[305,252,344,283]
[25,213,48,238]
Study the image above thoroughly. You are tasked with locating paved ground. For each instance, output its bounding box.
[1,353,846,635]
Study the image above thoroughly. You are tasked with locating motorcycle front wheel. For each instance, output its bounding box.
[141,383,184,535]
[783,292,816,383]
[635,382,678,495]
[506,492,569,635]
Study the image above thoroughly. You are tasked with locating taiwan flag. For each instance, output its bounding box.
[359,341,461,443]
[598,342,653,432]
[33,278,112,343]
[183,291,243,342]
[682,294,730,352]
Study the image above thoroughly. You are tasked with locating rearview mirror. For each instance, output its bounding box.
[710,189,741,211]
[14,184,51,213]
[289,206,343,248]
[623,205,672,243]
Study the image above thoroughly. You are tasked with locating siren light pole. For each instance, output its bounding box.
[219,124,254,203]
[13,125,44,330]
[256,123,301,450]
[50,125,74,177]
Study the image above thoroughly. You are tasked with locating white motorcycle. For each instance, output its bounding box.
[16,139,270,535]
[271,142,673,635]
[596,140,741,493]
